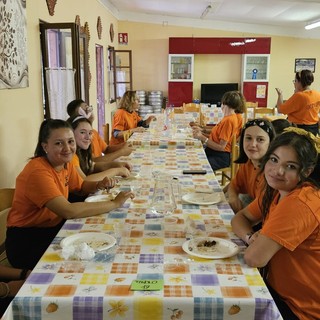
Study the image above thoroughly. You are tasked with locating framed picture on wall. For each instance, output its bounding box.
[295,58,316,73]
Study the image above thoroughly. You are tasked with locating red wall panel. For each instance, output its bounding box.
[242,82,269,107]
[168,82,193,107]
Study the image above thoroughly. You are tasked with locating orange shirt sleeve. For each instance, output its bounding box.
[91,129,107,157]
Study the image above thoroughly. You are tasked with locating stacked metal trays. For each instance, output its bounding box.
[148,91,163,114]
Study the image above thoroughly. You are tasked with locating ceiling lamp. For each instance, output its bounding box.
[201,4,212,19]
[305,20,320,30]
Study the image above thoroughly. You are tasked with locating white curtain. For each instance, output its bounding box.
[116,71,126,98]
[45,68,76,120]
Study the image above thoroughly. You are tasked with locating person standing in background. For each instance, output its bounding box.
[275,69,320,136]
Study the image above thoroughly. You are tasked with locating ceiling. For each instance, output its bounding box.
[100,0,320,39]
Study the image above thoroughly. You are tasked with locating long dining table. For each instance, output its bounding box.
[3,114,282,320]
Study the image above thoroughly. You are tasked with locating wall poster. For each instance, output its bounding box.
[0,0,29,89]
[294,58,316,73]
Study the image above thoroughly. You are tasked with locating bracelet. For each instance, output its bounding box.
[19,269,29,280]
[245,232,254,244]
[0,282,10,298]
[203,138,209,147]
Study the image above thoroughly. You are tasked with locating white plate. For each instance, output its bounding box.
[85,194,114,202]
[60,232,116,252]
[182,192,221,205]
[182,237,239,259]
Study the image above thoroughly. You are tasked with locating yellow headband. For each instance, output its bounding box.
[283,127,320,153]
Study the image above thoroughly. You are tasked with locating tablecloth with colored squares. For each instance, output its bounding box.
[129,113,202,148]
[5,146,282,320]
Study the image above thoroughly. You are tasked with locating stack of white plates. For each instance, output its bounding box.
[136,90,147,105]
[148,90,163,114]
[138,105,154,118]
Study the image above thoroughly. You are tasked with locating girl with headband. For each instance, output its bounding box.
[227,119,276,213]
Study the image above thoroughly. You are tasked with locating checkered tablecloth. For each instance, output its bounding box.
[4,138,282,320]
[129,114,202,149]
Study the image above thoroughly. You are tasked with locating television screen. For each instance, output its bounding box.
[201,83,238,106]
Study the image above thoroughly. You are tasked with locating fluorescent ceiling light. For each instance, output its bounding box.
[201,5,212,19]
[305,20,320,30]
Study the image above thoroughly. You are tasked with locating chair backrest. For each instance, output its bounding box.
[173,107,184,114]
[0,208,10,255]
[0,188,14,263]
[103,123,110,145]
[183,103,200,112]
[245,102,258,122]
[253,107,276,119]
[215,135,239,185]
[230,135,240,179]
[0,188,15,212]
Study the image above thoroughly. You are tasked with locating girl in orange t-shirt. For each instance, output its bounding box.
[231,129,320,320]
[192,91,245,170]
[227,119,276,213]
[6,119,134,270]
[110,91,156,145]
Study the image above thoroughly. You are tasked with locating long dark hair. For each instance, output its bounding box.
[259,130,319,218]
[34,119,72,158]
[236,119,276,164]
[67,115,93,175]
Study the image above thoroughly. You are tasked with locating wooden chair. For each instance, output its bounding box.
[103,123,110,145]
[215,135,239,186]
[0,188,15,265]
[173,107,184,114]
[253,107,276,119]
[182,103,200,112]
[245,101,258,122]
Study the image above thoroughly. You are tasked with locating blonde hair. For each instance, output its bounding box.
[118,91,137,112]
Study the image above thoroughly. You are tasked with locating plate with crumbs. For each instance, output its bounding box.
[182,237,239,259]
[60,232,116,252]
[182,192,221,205]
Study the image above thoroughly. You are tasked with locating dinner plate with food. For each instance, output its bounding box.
[182,237,239,259]
[60,232,116,252]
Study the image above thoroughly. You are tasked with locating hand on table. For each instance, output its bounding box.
[113,191,134,206]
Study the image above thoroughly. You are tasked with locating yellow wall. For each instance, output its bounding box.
[1,4,320,187]
[119,21,320,107]
[0,0,118,187]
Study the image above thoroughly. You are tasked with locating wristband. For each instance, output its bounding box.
[245,232,254,244]
[203,138,209,147]
[19,269,29,280]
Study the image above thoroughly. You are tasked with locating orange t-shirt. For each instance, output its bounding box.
[229,160,264,199]
[7,157,83,228]
[280,90,320,125]
[248,185,320,320]
[91,129,107,157]
[110,109,142,145]
[209,114,242,152]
